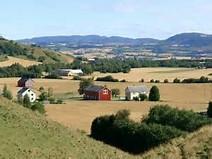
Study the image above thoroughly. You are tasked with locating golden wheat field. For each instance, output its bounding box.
[90,67,212,82]
[0,56,41,67]
[0,77,211,133]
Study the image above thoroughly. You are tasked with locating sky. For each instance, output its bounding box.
[1,0,212,40]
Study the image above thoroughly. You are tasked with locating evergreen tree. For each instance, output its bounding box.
[149,86,160,101]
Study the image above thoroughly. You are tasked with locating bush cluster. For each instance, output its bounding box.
[91,105,212,154]
[145,105,211,132]
[96,75,119,82]
[91,109,184,154]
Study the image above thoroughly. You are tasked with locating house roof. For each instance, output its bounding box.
[17,87,35,95]
[85,85,105,92]
[57,69,83,74]
[18,77,34,83]
[126,86,149,93]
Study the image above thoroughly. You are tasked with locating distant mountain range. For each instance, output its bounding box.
[18,33,212,56]
[18,35,159,46]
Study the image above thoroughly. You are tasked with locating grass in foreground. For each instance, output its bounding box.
[0,97,211,159]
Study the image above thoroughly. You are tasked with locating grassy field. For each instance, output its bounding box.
[0,97,211,158]
[0,77,211,133]
[0,56,41,67]
[90,67,212,82]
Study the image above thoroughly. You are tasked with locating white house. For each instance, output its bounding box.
[125,86,149,101]
[17,88,37,103]
[56,69,83,76]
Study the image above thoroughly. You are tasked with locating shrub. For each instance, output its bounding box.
[140,79,144,83]
[145,105,211,132]
[150,79,155,83]
[31,102,45,114]
[23,95,31,108]
[96,75,119,82]
[115,109,130,120]
[139,94,148,101]
[44,73,62,79]
[155,80,160,83]
[73,76,81,80]
[173,78,181,83]
[164,79,169,83]
[207,101,212,118]
[78,78,94,95]
[133,97,140,101]
[111,88,120,97]
[39,92,48,101]
[91,110,184,154]
[2,84,13,100]
[149,86,160,101]
[120,79,127,82]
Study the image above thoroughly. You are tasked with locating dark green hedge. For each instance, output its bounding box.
[91,111,184,154]
[145,105,212,132]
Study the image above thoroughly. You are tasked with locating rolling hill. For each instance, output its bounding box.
[0,96,211,159]
[0,37,73,65]
[18,33,212,56]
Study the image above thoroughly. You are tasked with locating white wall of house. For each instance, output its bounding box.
[19,89,36,103]
[125,90,148,100]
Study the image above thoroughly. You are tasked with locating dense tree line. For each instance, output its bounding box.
[91,105,212,154]
[0,58,211,78]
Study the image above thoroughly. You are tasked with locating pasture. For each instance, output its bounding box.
[0,77,211,133]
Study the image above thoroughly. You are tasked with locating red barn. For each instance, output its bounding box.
[17,77,34,88]
[84,85,112,101]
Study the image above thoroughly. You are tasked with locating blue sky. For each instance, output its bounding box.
[1,0,212,40]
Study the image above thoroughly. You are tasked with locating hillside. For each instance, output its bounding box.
[18,35,159,46]
[18,33,212,56]
[0,96,211,159]
[0,37,73,64]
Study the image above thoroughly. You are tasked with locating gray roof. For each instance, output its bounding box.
[85,85,104,92]
[17,87,34,95]
[126,86,149,93]
[17,87,29,94]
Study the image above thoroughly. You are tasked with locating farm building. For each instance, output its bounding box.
[84,85,112,101]
[125,85,149,101]
[17,77,34,88]
[56,69,83,76]
[17,87,36,103]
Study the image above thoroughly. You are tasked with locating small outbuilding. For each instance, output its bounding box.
[84,85,112,101]
[56,69,83,76]
[17,87,36,103]
[125,85,149,101]
[17,77,34,88]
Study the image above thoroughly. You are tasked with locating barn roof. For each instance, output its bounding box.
[85,85,105,92]
[126,86,149,93]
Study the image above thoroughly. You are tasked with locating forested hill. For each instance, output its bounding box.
[18,33,212,55]
[0,37,73,64]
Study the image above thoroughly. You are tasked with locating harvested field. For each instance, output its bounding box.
[0,77,211,133]
[90,67,212,82]
[0,56,41,67]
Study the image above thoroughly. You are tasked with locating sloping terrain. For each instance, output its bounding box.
[0,96,211,159]
[0,56,41,67]
[0,37,73,64]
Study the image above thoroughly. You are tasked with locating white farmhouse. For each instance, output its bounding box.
[17,88,36,103]
[125,86,149,101]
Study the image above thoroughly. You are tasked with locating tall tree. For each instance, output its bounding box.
[78,78,93,95]
[149,86,160,101]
